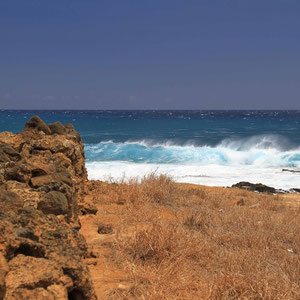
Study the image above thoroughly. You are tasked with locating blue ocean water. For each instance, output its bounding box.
[1,110,300,189]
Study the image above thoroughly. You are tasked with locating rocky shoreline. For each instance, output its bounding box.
[0,116,96,300]
[232,181,300,194]
[0,116,299,299]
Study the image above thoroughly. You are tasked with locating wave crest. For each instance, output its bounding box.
[218,135,296,151]
[85,135,300,168]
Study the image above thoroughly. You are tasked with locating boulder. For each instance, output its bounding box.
[5,162,31,183]
[23,115,51,135]
[64,123,75,130]
[49,122,66,135]
[232,182,276,194]
[64,123,81,142]
[0,143,21,161]
[0,189,23,210]
[30,172,73,188]
[0,151,9,163]
[38,191,68,215]
[4,255,69,300]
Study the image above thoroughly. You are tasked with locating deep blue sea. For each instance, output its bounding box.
[1,110,300,189]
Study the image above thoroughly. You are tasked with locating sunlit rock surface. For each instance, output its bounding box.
[0,116,96,300]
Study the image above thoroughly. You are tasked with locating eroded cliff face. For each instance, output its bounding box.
[0,116,96,300]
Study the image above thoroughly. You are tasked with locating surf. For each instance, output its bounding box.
[85,135,300,190]
[84,135,300,169]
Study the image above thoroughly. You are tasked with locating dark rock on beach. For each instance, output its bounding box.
[282,168,300,173]
[0,116,96,299]
[232,181,276,194]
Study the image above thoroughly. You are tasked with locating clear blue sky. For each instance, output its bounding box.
[0,1,299,109]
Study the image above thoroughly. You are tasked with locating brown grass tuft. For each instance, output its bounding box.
[140,173,180,205]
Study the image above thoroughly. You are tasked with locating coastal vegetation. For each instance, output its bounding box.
[82,174,300,299]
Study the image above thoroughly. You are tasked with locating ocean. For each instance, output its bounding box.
[1,110,300,190]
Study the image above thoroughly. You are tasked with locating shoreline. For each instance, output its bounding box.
[86,167,300,194]
[1,116,300,299]
[86,159,300,191]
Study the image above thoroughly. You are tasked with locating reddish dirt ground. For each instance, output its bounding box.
[79,180,300,299]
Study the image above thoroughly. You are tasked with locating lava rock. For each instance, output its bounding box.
[0,116,95,299]
[37,191,68,215]
[30,172,73,188]
[232,182,276,194]
[5,162,31,183]
[0,143,21,161]
[49,122,66,135]
[23,115,51,135]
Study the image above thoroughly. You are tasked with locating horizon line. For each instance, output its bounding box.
[1,109,300,112]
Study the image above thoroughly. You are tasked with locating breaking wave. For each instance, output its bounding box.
[85,135,300,169]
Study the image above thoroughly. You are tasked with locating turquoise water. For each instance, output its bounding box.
[1,110,300,189]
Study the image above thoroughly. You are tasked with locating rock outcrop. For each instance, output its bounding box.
[0,116,96,299]
[232,181,276,194]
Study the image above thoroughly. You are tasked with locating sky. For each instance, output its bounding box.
[0,0,299,110]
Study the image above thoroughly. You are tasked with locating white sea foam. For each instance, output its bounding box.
[86,161,300,190]
[85,135,300,189]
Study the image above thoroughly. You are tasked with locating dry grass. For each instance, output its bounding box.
[90,174,300,299]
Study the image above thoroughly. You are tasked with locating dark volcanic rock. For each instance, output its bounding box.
[0,116,95,300]
[232,181,276,194]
